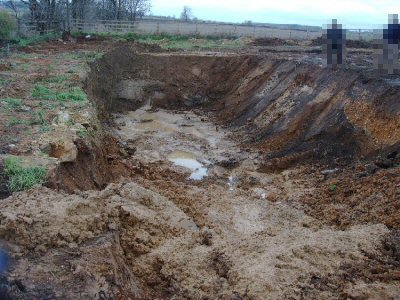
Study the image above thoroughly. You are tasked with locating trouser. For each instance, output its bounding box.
[375,40,399,74]
[326,43,345,67]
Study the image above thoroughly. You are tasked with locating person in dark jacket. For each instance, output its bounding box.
[324,19,346,67]
[376,14,400,74]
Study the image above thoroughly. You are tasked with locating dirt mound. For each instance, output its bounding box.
[1,181,397,299]
[311,36,374,48]
[47,133,132,193]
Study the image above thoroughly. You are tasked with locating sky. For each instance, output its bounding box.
[151,0,400,29]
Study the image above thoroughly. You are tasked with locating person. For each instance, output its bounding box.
[380,14,400,74]
[324,19,346,68]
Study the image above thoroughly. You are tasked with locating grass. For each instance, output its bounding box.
[71,31,243,50]
[32,84,87,102]
[0,77,11,86]
[76,128,85,138]
[1,98,22,110]
[6,110,48,127]
[3,156,47,192]
[11,32,59,48]
[329,184,337,192]
[40,75,69,84]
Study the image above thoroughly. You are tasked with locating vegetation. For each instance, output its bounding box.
[2,0,150,34]
[0,9,16,41]
[3,156,47,192]
[6,109,48,127]
[70,31,242,49]
[1,97,22,110]
[32,84,87,102]
[11,32,59,47]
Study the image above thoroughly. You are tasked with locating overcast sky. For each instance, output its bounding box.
[151,0,399,28]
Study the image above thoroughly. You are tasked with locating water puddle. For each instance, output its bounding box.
[168,150,208,180]
[135,120,175,132]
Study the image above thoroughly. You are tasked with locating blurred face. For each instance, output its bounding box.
[389,14,399,24]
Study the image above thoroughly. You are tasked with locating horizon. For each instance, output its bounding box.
[151,0,400,29]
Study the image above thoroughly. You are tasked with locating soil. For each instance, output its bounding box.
[0,39,399,299]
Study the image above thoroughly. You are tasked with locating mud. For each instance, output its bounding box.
[0,41,399,299]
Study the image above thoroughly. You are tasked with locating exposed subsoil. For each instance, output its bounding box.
[0,39,399,299]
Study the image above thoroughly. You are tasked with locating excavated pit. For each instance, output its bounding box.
[88,44,400,171]
[1,44,400,299]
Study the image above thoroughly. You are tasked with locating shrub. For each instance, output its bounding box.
[3,157,47,192]
[0,10,16,41]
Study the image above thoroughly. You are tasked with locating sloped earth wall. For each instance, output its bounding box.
[88,44,400,170]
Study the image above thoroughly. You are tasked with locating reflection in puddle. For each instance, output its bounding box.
[168,151,208,180]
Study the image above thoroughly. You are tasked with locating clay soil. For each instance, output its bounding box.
[0,38,399,299]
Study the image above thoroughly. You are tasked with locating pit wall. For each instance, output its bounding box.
[88,44,400,169]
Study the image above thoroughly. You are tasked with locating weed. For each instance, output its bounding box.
[76,128,87,138]
[6,110,47,127]
[56,88,87,102]
[6,117,24,126]
[32,84,56,100]
[32,84,87,102]
[30,110,47,125]
[329,184,337,192]
[11,32,59,48]
[3,156,47,192]
[40,75,69,84]
[0,77,11,86]
[39,123,52,132]
[1,98,22,110]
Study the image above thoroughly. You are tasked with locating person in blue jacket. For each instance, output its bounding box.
[324,19,346,67]
[380,14,400,74]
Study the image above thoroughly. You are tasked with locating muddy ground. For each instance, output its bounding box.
[0,38,399,299]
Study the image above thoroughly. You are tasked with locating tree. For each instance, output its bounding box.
[0,9,16,41]
[180,5,192,22]
[126,0,150,21]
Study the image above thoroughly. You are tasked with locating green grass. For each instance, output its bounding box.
[40,75,69,84]
[70,31,242,50]
[76,128,88,138]
[32,84,87,102]
[329,184,337,192]
[0,77,11,86]
[1,98,22,110]
[3,156,47,192]
[6,110,48,127]
[11,32,59,48]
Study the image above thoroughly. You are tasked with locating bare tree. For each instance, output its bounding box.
[180,5,192,22]
[126,0,150,21]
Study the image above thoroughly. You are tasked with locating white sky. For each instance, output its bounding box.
[151,0,400,28]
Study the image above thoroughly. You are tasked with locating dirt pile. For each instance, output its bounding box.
[88,45,400,169]
[1,180,396,299]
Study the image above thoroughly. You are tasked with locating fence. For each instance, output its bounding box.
[22,18,375,41]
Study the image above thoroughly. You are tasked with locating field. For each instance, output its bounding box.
[0,34,399,299]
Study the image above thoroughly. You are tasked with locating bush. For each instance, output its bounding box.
[3,157,47,192]
[0,10,16,41]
